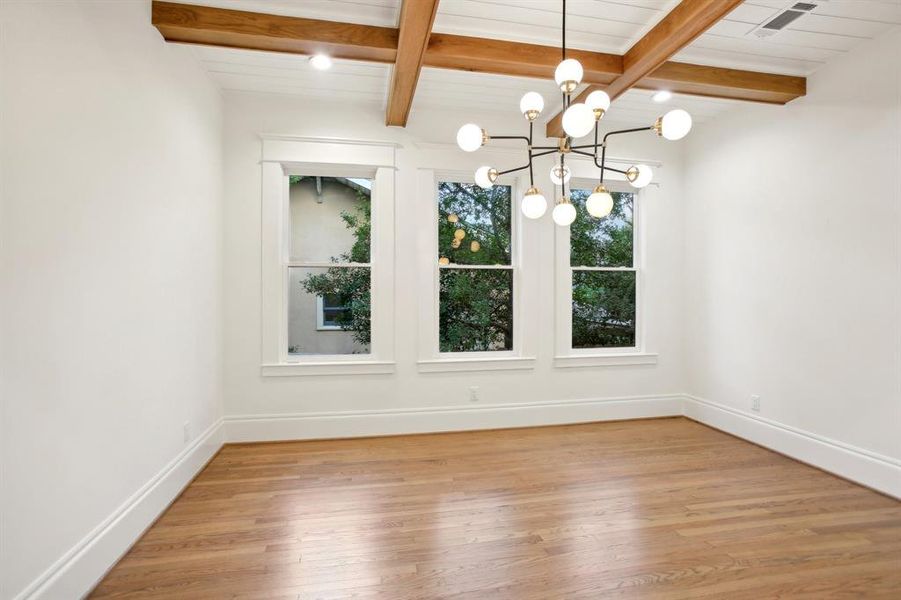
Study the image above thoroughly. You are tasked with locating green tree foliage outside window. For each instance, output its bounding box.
[570,189,636,348]
[437,182,513,352]
[297,178,372,348]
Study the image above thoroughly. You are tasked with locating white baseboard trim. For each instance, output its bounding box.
[225,394,684,443]
[683,395,901,499]
[14,418,225,600]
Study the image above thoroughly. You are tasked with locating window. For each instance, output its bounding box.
[287,176,371,356]
[554,177,655,367]
[436,182,514,353]
[317,294,350,330]
[260,136,396,376]
[568,187,637,349]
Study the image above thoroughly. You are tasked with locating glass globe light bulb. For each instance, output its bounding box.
[474,166,498,189]
[552,199,577,227]
[521,187,548,219]
[586,185,614,218]
[519,92,544,120]
[585,90,611,119]
[554,58,583,92]
[549,163,571,186]
[562,103,595,139]
[657,109,692,141]
[626,164,653,188]
[456,123,485,152]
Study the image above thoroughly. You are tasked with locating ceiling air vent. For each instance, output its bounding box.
[749,1,822,38]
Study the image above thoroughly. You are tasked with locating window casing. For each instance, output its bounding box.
[417,170,536,372]
[261,137,396,376]
[554,177,656,367]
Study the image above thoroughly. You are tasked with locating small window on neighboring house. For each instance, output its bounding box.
[317,294,350,330]
[287,176,372,356]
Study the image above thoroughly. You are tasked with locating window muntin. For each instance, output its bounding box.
[437,181,513,353]
[287,176,372,357]
[568,188,637,350]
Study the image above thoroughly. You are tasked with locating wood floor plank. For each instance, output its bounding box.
[90,418,901,598]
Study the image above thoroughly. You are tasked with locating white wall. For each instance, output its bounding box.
[683,28,901,462]
[0,2,224,598]
[223,92,688,420]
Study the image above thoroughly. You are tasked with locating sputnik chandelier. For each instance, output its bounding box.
[455,0,693,226]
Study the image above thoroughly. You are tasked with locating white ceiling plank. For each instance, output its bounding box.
[810,0,901,24]
[432,13,631,53]
[689,31,843,62]
[788,13,898,37]
[673,45,825,76]
[726,3,783,24]
[204,65,388,89]
[435,0,645,37]
[441,0,666,26]
[212,72,387,96]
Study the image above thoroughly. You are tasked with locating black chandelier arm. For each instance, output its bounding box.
[570,125,656,154]
[530,148,559,158]
[489,135,531,144]
[603,125,656,140]
[520,121,534,185]
[596,123,607,182]
[497,164,532,176]
[562,0,567,61]
[570,149,595,158]
[602,165,628,175]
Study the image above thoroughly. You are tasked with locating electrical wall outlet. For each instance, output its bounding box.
[469,386,480,402]
[750,394,761,412]
[183,421,192,443]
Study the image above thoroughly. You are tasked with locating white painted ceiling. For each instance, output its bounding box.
[178,0,901,126]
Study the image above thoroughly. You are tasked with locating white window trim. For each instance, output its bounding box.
[260,136,397,376]
[415,170,537,373]
[554,172,657,368]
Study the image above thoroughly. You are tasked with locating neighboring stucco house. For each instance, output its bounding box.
[288,176,370,356]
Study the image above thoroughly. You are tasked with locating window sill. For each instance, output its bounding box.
[262,361,396,377]
[417,356,536,373]
[553,353,658,368]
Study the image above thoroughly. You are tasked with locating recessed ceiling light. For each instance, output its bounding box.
[652,90,672,103]
[309,54,333,70]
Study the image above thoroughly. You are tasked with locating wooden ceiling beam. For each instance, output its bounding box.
[638,62,806,104]
[150,2,806,128]
[546,0,745,137]
[151,1,398,63]
[424,34,623,85]
[386,0,441,127]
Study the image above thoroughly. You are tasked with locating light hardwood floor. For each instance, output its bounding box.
[91,417,901,599]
